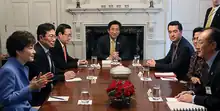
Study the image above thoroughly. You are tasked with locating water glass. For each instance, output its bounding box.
[152,85,161,100]
[87,64,94,77]
[133,55,140,65]
[91,56,97,65]
[143,66,150,79]
[80,88,90,100]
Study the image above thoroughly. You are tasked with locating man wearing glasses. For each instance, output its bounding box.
[26,23,76,106]
[50,24,88,70]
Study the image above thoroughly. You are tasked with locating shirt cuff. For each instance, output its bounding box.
[192,95,196,104]
[77,60,80,66]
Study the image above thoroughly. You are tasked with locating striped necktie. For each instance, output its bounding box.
[205,8,215,28]
[110,39,115,55]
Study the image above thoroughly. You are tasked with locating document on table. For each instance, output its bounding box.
[154,72,176,77]
[65,77,82,82]
[166,98,206,111]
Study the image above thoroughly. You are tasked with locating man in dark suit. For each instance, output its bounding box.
[146,21,194,80]
[50,24,87,70]
[204,0,220,29]
[96,20,131,60]
[175,28,220,111]
[26,23,76,106]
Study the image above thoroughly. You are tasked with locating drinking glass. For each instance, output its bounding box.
[91,56,97,65]
[152,84,161,100]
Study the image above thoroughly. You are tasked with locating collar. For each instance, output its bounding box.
[172,37,182,46]
[212,5,220,12]
[206,50,219,69]
[58,39,65,48]
[38,42,49,53]
[109,36,116,42]
[8,57,25,69]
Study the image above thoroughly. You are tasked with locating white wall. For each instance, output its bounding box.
[0,0,212,59]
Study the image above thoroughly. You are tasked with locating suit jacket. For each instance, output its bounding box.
[204,7,220,30]
[155,37,194,80]
[25,42,65,106]
[194,52,220,111]
[96,35,131,60]
[0,57,36,111]
[50,39,78,70]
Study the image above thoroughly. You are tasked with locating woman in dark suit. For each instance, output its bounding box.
[0,31,53,111]
[187,27,206,84]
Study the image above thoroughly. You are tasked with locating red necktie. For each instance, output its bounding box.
[63,45,67,62]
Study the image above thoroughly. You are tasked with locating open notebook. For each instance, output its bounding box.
[166,98,207,111]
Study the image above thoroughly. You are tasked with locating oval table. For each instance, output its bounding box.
[40,61,187,111]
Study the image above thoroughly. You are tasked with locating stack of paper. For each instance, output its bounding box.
[154,72,176,78]
[166,98,206,111]
[160,77,178,81]
[102,60,112,67]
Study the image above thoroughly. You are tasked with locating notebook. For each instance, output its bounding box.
[166,98,206,111]
[154,72,176,78]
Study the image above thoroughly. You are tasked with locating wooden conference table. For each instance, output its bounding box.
[40,61,187,111]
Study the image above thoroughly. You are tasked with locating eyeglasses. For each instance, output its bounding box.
[63,34,72,37]
[46,34,56,39]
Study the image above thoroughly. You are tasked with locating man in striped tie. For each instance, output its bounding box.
[204,0,220,30]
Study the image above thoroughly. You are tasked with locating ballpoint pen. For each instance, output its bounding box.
[50,96,65,101]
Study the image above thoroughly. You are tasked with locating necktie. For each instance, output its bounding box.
[110,39,115,55]
[46,51,55,73]
[63,45,67,62]
[171,44,177,63]
[205,8,215,28]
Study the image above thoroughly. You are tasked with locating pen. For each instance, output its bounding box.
[50,96,65,100]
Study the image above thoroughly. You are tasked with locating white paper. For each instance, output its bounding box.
[161,77,178,81]
[78,64,88,68]
[77,100,92,105]
[140,77,152,81]
[66,77,82,82]
[86,76,98,80]
[155,72,176,77]
[132,63,142,67]
[48,96,69,101]
[102,60,112,65]
[167,101,206,110]
[166,97,178,102]
[138,72,143,77]
[148,97,163,102]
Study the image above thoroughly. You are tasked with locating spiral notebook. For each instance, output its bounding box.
[166,98,207,111]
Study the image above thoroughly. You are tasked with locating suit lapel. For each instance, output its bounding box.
[35,43,51,72]
[106,36,110,54]
[207,52,220,85]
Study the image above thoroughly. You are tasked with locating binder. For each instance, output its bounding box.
[167,101,207,111]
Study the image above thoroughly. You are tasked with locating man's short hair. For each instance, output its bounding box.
[168,21,183,31]
[37,23,55,41]
[204,27,220,51]
[56,24,71,36]
[107,20,122,30]
[193,27,203,38]
[6,31,36,57]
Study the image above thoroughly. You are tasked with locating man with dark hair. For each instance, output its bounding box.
[26,23,76,106]
[96,20,131,60]
[146,21,194,80]
[204,0,220,29]
[50,24,87,70]
[0,31,53,111]
[192,27,203,48]
[176,27,220,111]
